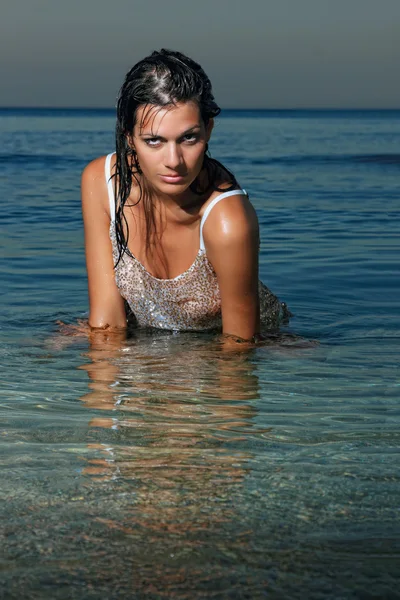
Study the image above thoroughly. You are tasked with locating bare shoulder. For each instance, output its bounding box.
[203,189,259,249]
[81,155,111,216]
[82,155,109,186]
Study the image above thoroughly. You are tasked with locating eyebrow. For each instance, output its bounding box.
[139,125,201,139]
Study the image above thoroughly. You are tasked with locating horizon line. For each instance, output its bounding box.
[1,106,400,112]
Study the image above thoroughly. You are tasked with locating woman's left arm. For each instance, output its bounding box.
[203,194,261,341]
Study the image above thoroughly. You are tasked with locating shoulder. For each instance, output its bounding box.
[81,155,113,217]
[81,154,111,186]
[202,188,259,249]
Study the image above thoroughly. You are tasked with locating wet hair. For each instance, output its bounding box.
[113,48,237,265]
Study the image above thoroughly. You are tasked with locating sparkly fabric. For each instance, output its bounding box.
[109,223,289,332]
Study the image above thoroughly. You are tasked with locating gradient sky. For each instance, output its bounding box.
[1,0,399,108]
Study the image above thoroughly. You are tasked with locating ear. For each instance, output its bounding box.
[206,118,214,141]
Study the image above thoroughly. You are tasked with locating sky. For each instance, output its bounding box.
[1,0,399,108]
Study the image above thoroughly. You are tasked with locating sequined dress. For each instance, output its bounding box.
[105,154,289,331]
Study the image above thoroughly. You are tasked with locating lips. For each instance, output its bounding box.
[159,174,186,183]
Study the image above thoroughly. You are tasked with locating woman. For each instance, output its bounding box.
[82,49,290,342]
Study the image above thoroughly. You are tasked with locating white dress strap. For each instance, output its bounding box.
[104,153,115,221]
[199,189,247,251]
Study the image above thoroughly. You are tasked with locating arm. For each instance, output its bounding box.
[79,327,128,410]
[203,194,261,342]
[81,157,127,330]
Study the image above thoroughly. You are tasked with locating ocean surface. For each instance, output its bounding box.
[1,108,399,599]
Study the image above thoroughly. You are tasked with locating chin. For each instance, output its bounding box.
[165,185,190,197]
[158,179,194,194]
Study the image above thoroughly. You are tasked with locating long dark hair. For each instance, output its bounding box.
[113,49,237,266]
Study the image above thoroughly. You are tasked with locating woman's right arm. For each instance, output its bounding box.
[81,157,127,330]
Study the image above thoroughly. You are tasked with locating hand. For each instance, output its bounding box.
[55,319,90,337]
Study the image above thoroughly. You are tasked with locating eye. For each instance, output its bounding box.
[144,137,161,147]
[181,133,199,144]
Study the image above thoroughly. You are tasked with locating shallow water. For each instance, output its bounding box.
[1,109,399,599]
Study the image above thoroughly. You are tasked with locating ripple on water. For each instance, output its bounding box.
[1,110,400,598]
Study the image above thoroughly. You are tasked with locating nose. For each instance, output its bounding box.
[164,143,183,172]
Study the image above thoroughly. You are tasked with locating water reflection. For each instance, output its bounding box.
[74,330,271,595]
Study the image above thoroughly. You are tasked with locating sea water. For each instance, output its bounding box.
[1,109,399,599]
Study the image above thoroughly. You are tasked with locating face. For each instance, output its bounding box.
[131,101,213,195]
